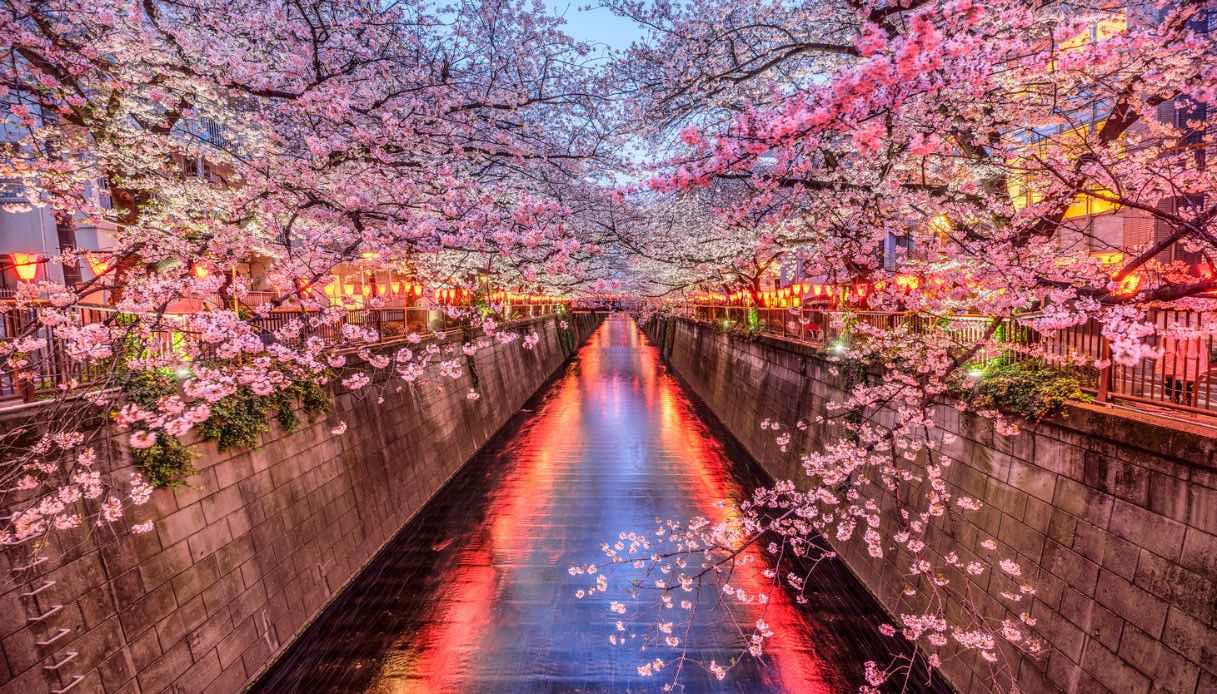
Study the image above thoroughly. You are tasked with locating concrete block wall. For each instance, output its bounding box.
[647,317,1217,694]
[0,312,601,694]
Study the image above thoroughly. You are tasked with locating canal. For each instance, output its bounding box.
[253,315,946,693]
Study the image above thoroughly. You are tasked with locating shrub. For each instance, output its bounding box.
[132,433,195,487]
[962,358,1088,422]
[199,387,269,452]
[122,369,176,409]
[199,379,333,453]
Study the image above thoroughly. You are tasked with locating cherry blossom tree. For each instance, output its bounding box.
[576,0,1217,690]
[0,0,613,551]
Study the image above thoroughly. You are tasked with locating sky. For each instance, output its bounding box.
[543,1,645,54]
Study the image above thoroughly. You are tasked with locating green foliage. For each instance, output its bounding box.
[200,387,270,452]
[115,337,334,483]
[198,379,333,453]
[199,375,333,450]
[269,389,298,432]
[132,433,195,487]
[961,358,1089,422]
[745,307,761,334]
[122,369,176,409]
[295,379,332,418]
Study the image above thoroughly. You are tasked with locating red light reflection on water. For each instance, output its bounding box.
[370,318,843,692]
[645,336,837,692]
[374,341,591,692]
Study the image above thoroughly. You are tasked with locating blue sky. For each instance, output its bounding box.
[543,1,644,53]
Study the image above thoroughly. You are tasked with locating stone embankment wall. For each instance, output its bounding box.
[646,316,1217,694]
[0,312,602,694]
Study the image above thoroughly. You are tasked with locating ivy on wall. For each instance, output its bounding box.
[122,369,333,487]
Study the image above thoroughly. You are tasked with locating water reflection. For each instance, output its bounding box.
[254,316,945,693]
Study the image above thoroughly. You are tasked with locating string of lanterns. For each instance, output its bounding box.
[686,275,941,308]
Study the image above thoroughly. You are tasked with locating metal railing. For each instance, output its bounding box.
[0,302,566,404]
[677,304,1217,418]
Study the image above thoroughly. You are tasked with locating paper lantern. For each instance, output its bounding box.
[1118,274,1141,295]
[85,252,112,277]
[11,253,39,281]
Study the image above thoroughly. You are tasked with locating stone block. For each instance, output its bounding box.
[1095,569,1168,639]
[173,649,222,693]
[1118,623,1199,694]
[1009,459,1058,502]
[187,519,233,563]
[1059,585,1123,651]
[203,662,248,694]
[1146,472,1190,524]
[136,639,192,694]
[1187,484,1217,536]
[1162,607,1217,675]
[119,582,177,636]
[1042,540,1100,595]
[158,503,207,548]
[1033,435,1084,480]
[201,486,244,525]
[1108,499,1185,561]
[155,593,207,651]
[1178,527,1217,585]
[1054,476,1114,528]
[187,611,233,661]
[1083,451,1150,507]
[172,553,220,604]
[139,541,193,592]
[1081,639,1150,694]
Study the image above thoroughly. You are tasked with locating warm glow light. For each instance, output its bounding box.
[12,253,40,281]
[1117,273,1141,295]
[85,252,112,277]
[193,264,210,279]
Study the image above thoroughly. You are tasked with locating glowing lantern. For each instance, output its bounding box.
[360,284,371,297]
[11,253,39,281]
[1117,273,1141,295]
[12,253,40,281]
[813,284,823,297]
[413,283,422,296]
[390,280,401,294]
[192,264,210,279]
[85,252,112,277]
[344,282,355,296]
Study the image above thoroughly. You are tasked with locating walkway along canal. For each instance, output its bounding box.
[252,315,947,693]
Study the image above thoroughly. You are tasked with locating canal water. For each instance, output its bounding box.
[254,315,946,693]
